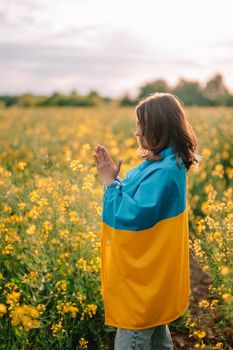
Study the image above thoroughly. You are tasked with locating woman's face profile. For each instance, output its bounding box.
[134,114,151,152]
[134,115,142,137]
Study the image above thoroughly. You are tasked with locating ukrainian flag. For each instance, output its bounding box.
[101,145,190,330]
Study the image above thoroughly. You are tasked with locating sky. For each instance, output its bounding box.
[0,0,232,98]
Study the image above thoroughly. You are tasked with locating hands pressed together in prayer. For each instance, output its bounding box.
[93,145,122,187]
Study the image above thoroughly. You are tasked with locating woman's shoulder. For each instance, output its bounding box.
[143,157,187,189]
[124,160,147,180]
[124,153,186,183]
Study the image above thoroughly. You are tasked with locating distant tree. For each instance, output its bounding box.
[203,73,229,99]
[42,92,67,106]
[172,78,213,106]
[87,90,102,105]
[203,73,233,105]
[70,89,79,97]
[0,95,18,107]
[138,79,170,99]
[87,90,99,98]
[222,94,233,106]
[102,96,112,104]
[119,93,137,106]
[18,93,38,107]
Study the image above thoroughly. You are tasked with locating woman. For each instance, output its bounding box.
[93,92,202,349]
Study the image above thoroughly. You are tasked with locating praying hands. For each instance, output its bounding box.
[93,144,122,187]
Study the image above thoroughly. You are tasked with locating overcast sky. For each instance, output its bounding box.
[0,0,232,97]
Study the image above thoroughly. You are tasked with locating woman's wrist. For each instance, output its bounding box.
[102,177,116,187]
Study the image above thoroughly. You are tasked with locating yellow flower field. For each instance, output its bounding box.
[0,105,232,349]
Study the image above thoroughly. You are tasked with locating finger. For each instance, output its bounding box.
[95,144,102,153]
[93,154,97,164]
[101,146,114,165]
[95,145,101,156]
[96,146,106,162]
[95,146,103,162]
[93,154,99,165]
[99,147,108,162]
[98,149,104,162]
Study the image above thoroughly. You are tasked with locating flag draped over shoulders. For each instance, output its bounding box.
[100,145,190,330]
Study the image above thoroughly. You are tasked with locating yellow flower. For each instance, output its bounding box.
[213,231,221,240]
[77,293,86,304]
[55,280,67,293]
[38,198,49,207]
[37,304,46,314]
[213,342,223,349]
[212,164,224,178]
[28,207,40,219]
[82,143,91,151]
[197,219,206,233]
[2,243,14,255]
[22,271,39,286]
[199,300,210,308]
[27,306,39,318]
[194,330,206,339]
[28,190,40,202]
[11,305,41,331]
[210,299,219,308]
[220,266,231,276]
[83,304,97,318]
[3,204,12,213]
[58,229,69,239]
[17,162,27,170]
[42,220,53,234]
[203,184,214,194]
[6,291,21,304]
[70,160,83,171]
[69,211,81,223]
[190,322,197,327]
[201,202,209,214]
[18,202,26,210]
[79,337,88,349]
[51,321,66,336]
[21,315,33,331]
[222,293,232,302]
[68,305,78,318]
[76,258,87,271]
[226,168,233,179]
[124,138,135,147]
[0,304,7,317]
[26,224,36,235]
[202,148,211,158]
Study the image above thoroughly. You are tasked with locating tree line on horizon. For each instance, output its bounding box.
[1,73,233,108]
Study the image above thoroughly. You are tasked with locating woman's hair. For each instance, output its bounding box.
[134,92,202,171]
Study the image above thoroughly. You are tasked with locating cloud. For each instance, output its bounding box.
[0,11,9,25]
[203,39,233,48]
[1,30,224,97]
[0,0,45,24]
[49,23,110,40]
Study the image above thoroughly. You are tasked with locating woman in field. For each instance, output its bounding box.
[93,92,201,350]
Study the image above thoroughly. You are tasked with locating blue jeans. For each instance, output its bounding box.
[114,324,173,350]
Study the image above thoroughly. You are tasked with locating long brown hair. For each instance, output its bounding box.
[134,92,202,171]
